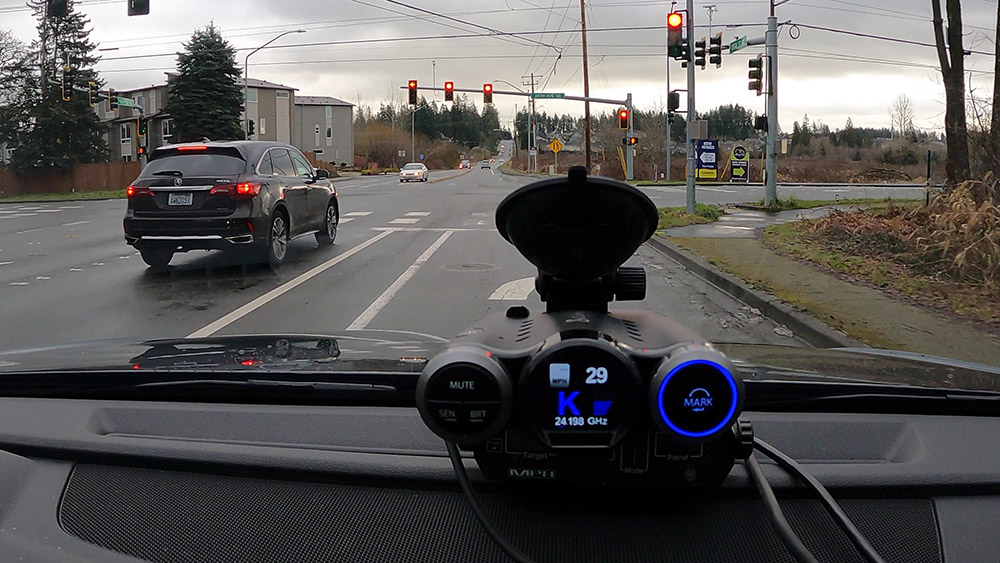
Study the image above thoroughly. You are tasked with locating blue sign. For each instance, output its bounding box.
[695,140,718,180]
[419,153,425,161]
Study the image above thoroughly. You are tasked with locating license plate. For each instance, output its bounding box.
[168,193,193,206]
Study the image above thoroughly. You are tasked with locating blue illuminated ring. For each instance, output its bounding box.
[657,359,738,439]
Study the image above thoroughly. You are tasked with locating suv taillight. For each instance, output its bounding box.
[210,182,261,200]
[126,185,154,198]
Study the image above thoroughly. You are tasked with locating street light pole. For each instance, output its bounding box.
[244,29,305,140]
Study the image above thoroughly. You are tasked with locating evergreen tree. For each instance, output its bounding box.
[4,0,107,175]
[165,23,243,142]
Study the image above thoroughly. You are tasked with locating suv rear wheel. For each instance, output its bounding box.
[140,249,173,270]
[266,211,289,268]
[315,202,338,246]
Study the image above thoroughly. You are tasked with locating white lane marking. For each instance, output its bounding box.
[406,211,431,217]
[349,328,449,343]
[16,228,44,234]
[63,220,90,227]
[344,211,372,217]
[373,227,495,232]
[389,218,420,224]
[9,282,27,286]
[187,230,395,338]
[0,210,19,214]
[36,276,50,280]
[347,231,454,331]
[489,277,536,300]
[0,213,37,219]
[35,209,62,213]
[339,217,355,224]
[59,205,83,209]
[69,268,83,271]
[0,261,12,266]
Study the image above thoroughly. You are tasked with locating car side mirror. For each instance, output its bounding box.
[315,169,330,179]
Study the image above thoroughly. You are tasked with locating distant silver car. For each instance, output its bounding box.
[480,160,490,169]
[400,163,429,182]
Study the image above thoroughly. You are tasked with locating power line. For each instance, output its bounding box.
[792,22,996,57]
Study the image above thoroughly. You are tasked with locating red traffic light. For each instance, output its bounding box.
[444,81,454,102]
[444,81,454,91]
[667,12,682,28]
[408,80,417,88]
[618,109,629,129]
[408,80,418,105]
[484,84,493,93]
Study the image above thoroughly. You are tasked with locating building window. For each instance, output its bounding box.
[314,125,321,135]
[162,119,174,142]
[260,117,266,135]
[122,154,132,162]
[276,91,289,98]
[326,127,332,139]
[121,123,132,143]
[325,106,332,118]
[246,88,258,103]
[149,90,156,112]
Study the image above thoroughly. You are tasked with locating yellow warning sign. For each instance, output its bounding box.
[549,139,563,153]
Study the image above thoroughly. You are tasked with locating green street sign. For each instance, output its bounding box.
[729,36,747,53]
[116,96,137,108]
[531,92,565,99]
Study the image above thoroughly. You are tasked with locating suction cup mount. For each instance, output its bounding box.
[495,166,658,312]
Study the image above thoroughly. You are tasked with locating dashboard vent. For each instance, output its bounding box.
[515,319,534,342]
[622,319,643,342]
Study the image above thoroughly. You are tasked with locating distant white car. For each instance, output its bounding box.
[480,160,490,169]
[400,163,429,182]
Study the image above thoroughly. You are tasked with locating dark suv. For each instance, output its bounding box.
[124,141,339,269]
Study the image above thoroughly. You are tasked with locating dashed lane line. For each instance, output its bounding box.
[346,230,454,331]
[186,229,396,338]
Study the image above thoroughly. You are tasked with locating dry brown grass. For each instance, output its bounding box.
[808,173,1000,287]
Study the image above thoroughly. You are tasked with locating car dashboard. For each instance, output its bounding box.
[1,396,999,562]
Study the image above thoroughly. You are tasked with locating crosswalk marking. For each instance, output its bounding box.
[389,218,420,224]
[406,211,431,216]
[344,211,372,217]
[339,217,355,224]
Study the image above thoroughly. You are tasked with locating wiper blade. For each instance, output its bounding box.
[747,380,1000,415]
[136,378,396,393]
[151,170,184,177]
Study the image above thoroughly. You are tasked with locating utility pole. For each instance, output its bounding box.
[626,93,634,180]
[432,60,436,100]
[685,0,697,213]
[765,2,779,206]
[665,4,675,182]
[411,107,415,164]
[580,0,592,171]
[522,73,540,174]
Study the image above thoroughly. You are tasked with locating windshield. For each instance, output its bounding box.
[141,154,246,177]
[0,0,998,385]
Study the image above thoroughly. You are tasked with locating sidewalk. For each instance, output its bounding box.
[655,208,1000,366]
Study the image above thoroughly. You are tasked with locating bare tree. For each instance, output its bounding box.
[990,0,1000,176]
[0,29,27,106]
[931,0,971,185]
[890,94,915,137]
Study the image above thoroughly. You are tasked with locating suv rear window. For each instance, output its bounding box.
[141,154,246,177]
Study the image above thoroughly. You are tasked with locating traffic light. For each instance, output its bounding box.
[667,12,683,58]
[668,91,680,112]
[60,65,72,101]
[621,136,638,146]
[138,118,147,137]
[694,37,706,69]
[407,80,417,105]
[88,81,98,105]
[137,145,147,157]
[128,0,150,16]
[618,108,629,129]
[709,32,723,67]
[748,54,763,95]
[483,83,493,104]
[46,0,68,18]
[444,81,454,102]
[108,88,118,110]
[247,119,255,137]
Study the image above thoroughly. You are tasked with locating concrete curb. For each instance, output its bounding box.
[645,235,863,349]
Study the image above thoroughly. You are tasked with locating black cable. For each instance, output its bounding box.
[746,453,820,563]
[444,441,537,563]
[754,438,888,563]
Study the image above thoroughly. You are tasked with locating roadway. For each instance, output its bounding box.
[0,165,925,355]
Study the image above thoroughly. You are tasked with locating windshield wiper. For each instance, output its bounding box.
[0,370,416,406]
[151,170,184,177]
[747,380,1000,415]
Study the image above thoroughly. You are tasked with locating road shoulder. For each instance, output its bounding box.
[656,234,1000,366]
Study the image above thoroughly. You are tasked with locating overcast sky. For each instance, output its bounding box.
[1,0,996,132]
